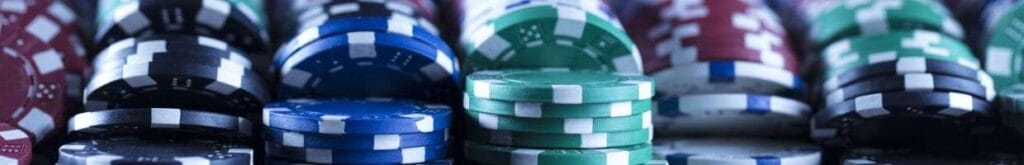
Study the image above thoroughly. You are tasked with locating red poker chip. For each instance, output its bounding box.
[633,0,798,74]
[1,25,66,143]
[0,123,31,165]
[0,0,49,44]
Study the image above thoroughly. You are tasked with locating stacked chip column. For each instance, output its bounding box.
[61,0,274,164]
[265,0,457,164]
[789,0,1001,157]
[618,0,824,164]
[451,0,660,164]
[461,71,655,165]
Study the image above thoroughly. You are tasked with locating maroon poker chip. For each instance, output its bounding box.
[624,0,799,74]
[0,123,31,165]
[1,25,66,143]
[0,0,50,44]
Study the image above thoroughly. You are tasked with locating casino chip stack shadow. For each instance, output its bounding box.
[265,0,457,164]
[59,0,272,164]
[617,0,823,164]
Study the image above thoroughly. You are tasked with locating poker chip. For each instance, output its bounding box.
[812,91,996,147]
[465,127,651,149]
[263,98,452,135]
[67,108,253,139]
[265,142,446,164]
[0,123,32,165]
[58,137,253,165]
[651,60,805,96]
[464,141,652,165]
[841,147,1022,165]
[263,127,447,150]
[0,26,66,142]
[465,70,653,104]
[825,73,995,106]
[653,93,811,137]
[92,35,253,70]
[984,1,1024,90]
[641,0,798,74]
[276,30,460,102]
[820,30,978,79]
[83,61,269,116]
[808,0,962,46]
[463,93,652,118]
[466,110,651,134]
[272,16,451,76]
[94,0,269,52]
[652,137,821,165]
[822,57,995,93]
[458,3,642,74]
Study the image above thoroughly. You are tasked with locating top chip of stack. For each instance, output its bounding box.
[455,0,643,74]
[462,70,655,165]
[94,0,270,53]
[270,0,460,103]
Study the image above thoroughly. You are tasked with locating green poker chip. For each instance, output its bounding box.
[465,110,651,134]
[465,141,652,165]
[465,70,653,104]
[809,0,961,46]
[466,127,651,149]
[459,4,642,74]
[985,3,1024,90]
[820,30,976,78]
[464,94,652,118]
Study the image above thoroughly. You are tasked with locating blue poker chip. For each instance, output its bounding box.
[276,31,460,101]
[272,16,453,76]
[263,98,452,135]
[265,142,447,164]
[264,126,447,150]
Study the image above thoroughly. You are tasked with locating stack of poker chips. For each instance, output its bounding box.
[59,0,273,164]
[790,0,1001,151]
[461,70,655,165]
[261,98,452,164]
[265,0,458,163]
[617,0,823,164]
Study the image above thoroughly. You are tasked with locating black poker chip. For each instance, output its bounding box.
[92,35,254,72]
[58,137,253,165]
[825,73,994,106]
[822,57,994,93]
[94,0,269,53]
[813,91,997,147]
[68,108,252,140]
[83,61,269,116]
